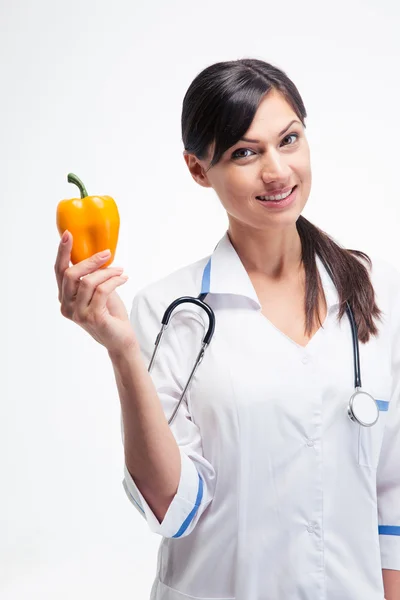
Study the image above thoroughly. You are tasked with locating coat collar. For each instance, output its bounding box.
[201,230,340,312]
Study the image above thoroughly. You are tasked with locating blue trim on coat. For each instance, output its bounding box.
[172,473,204,538]
[201,259,212,295]
[376,399,389,411]
[379,526,400,536]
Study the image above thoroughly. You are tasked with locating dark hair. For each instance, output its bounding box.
[181,58,384,344]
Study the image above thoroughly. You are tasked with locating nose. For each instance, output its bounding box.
[260,149,290,182]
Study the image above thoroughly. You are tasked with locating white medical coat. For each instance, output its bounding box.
[121,230,400,599]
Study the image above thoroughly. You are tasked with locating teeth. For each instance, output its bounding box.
[258,187,293,201]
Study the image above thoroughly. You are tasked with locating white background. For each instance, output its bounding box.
[2,0,400,597]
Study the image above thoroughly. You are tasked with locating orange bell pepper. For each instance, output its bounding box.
[56,173,120,269]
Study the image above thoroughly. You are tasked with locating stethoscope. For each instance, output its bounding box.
[148,251,380,429]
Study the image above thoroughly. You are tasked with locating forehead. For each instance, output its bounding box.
[204,90,298,162]
[248,90,297,133]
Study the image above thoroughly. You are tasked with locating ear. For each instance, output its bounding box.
[182,151,212,189]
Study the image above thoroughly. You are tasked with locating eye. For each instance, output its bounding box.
[231,148,255,160]
[282,132,299,146]
[231,132,299,160]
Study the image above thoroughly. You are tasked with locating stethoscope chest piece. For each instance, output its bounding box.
[348,388,379,427]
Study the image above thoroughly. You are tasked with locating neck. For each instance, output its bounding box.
[227,224,303,282]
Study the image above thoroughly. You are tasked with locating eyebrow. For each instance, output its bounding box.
[239,119,301,143]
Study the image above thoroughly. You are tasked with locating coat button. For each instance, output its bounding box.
[307,524,315,534]
[307,439,315,447]
[301,355,309,364]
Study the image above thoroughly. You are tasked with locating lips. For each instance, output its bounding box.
[256,185,296,200]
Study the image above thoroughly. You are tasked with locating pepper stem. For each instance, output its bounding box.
[67,173,88,198]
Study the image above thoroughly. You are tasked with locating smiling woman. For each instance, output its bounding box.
[118,57,400,600]
[181,58,384,345]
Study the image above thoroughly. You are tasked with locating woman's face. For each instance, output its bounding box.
[184,89,312,231]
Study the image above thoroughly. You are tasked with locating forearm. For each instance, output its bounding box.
[109,344,181,524]
[383,569,400,600]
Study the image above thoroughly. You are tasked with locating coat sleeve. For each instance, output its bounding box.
[120,286,216,538]
[377,265,400,570]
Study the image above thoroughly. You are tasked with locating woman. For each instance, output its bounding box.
[55,58,400,599]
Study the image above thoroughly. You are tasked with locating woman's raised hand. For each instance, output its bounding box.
[54,231,137,355]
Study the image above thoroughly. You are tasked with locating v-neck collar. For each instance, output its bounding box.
[202,230,340,313]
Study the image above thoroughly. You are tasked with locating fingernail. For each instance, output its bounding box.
[99,249,111,258]
[61,230,69,244]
